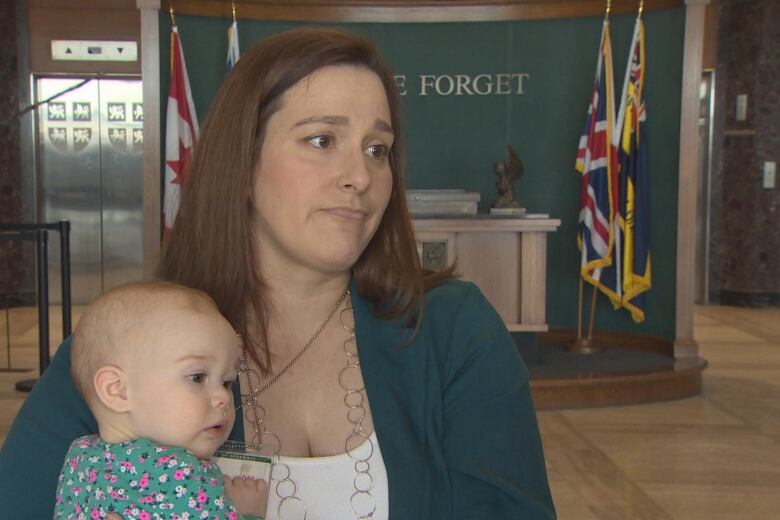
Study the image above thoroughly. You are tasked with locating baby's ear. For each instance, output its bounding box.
[93,365,131,413]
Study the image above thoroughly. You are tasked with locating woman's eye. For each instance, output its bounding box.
[187,373,206,384]
[365,144,389,160]
[307,134,333,149]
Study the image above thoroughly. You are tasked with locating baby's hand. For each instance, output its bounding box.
[225,476,268,518]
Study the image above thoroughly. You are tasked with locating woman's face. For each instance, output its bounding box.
[251,65,394,279]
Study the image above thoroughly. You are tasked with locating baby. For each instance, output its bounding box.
[54,281,266,519]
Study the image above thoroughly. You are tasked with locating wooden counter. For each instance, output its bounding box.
[413,216,561,332]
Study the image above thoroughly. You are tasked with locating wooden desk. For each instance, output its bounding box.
[413,217,561,332]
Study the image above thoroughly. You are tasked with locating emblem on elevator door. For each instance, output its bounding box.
[73,102,91,121]
[108,128,127,150]
[132,103,143,122]
[107,102,126,121]
[73,128,93,153]
[47,102,66,121]
[48,127,68,152]
[132,128,143,153]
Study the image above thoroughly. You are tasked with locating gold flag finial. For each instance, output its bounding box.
[605,0,612,19]
[638,0,644,16]
[232,2,237,23]
[169,5,176,26]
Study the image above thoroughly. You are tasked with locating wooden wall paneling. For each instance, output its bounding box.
[520,231,547,329]
[675,0,709,358]
[702,0,719,70]
[413,218,560,331]
[28,6,141,74]
[29,0,138,8]
[456,231,521,326]
[161,0,684,23]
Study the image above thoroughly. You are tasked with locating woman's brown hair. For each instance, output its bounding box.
[158,27,452,372]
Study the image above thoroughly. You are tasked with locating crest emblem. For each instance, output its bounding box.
[72,127,93,153]
[72,102,91,121]
[108,127,127,150]
[107,103,126,121]
[48,127,68,152]
[132,128,144,153]
[132,103,143,122]
[47,102,66,121]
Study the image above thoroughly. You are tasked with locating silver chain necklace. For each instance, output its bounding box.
[239,290,377,519]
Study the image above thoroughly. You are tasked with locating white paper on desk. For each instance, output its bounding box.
[212,440,272,481]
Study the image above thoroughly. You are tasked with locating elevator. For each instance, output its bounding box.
[35,77,144,304]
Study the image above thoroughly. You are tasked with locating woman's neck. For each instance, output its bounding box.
[258,270,351,354]
[267,274,349,316]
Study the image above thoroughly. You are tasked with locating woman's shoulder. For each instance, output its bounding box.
[423,278,492,318]
[419,278,509,346]
[418,278,525,382]
[353,278,501,343]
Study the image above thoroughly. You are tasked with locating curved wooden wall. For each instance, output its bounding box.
[162,0,683,22]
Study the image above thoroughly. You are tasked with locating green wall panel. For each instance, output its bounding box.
[159,9,684,339]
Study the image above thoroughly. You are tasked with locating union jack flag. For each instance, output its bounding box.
[575,20,621,308]
[163,24,199,240]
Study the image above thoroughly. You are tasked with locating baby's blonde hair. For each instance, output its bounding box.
[71,281,219,406]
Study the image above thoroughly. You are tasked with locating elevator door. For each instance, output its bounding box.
[36,77,143,304]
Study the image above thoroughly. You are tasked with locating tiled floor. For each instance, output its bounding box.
[537,306,780,519]
[1,304,779,518]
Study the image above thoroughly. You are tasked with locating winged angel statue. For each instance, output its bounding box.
[491,144,524,209]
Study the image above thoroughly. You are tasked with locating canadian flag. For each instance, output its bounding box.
[163,24,199,240]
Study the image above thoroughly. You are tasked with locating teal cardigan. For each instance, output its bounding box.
[0,280,555,518]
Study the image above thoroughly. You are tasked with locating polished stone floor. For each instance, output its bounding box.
[1,304,779,519]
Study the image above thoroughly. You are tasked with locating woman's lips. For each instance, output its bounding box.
[324,207,368,221]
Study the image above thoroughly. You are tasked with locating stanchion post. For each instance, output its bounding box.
[59,221,72,337]
[37,229,50,372]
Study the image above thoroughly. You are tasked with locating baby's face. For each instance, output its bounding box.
[124,305,241,459]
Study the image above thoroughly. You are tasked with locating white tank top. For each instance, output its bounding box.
[264,431,389,520]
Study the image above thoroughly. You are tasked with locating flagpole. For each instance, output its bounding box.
[574,0,609,353]
[569,280,603,353]
[587,282,598,341]
[569,0,613,355]
[576,275,584,340]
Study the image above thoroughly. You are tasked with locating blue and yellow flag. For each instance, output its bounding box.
[616,16,651,322]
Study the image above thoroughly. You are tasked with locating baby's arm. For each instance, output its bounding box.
[224,476,269,519]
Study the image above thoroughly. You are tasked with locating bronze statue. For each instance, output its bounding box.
[491,145,524,209]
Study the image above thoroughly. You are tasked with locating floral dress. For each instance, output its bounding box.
[54,435,260,520]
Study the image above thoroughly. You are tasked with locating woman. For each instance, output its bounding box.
[0,28,555,519]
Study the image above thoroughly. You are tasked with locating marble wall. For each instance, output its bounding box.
[710,0,780,306]
[0,0,33,304]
